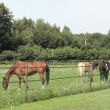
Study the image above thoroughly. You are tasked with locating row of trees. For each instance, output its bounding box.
[0,3,110,61]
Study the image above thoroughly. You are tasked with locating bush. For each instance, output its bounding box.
[0,50,19,62]
[17,44,42,61]
[1,46,110,62]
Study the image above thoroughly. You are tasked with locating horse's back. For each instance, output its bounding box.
[34,61,47,72]
[14,61,47,75]
[15,61,46,67]
[78,62,90,72]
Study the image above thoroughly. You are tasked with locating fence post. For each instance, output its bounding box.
[25,64,28,102]
[89,64,92,88]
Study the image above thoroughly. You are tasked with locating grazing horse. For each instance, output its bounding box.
[78,61,99,82]
[2,61,50,90]
[99,61,109,82]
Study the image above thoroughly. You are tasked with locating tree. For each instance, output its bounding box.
[12,17,35,49]
[107,30,110,37]
[61,25,73,46]
[33,19,62,48]
[0,3,13,51]
[62,25,72,33]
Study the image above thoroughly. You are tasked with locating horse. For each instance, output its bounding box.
[99,60,110,82]
[2,61,50,90]
[78,61,99,82]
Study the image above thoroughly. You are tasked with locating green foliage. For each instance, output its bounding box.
[0,50,18,61]
[1,46,110,61]
[1,3,110,61]
[33,19,62,49]
[17,44,42,60]
[12,17,35,49]
[52,47,78,60]
[0,3,13,50]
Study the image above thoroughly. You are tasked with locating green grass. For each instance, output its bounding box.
[2,89,110,110]
[0,63,110,109]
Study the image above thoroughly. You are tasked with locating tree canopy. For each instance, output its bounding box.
[0,3,110,61]
[0,3,13,51]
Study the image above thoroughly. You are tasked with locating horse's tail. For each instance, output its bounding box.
[45,63,50,85]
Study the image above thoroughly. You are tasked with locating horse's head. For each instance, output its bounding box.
[91,61,99,70]
[99,61,109,72]
[2,77,8,90]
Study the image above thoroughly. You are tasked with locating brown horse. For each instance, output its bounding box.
[2,61,50,90]
[78,61,99,82]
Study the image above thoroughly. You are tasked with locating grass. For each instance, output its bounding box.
[2,88,110,110]
[0,63,110,109]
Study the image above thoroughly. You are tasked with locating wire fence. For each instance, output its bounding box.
[0,65,106,84]
[1,63,110,102]
[1,74,100,84]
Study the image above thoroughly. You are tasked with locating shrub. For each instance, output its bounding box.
[0,51,19,62]
[17,44,42,61]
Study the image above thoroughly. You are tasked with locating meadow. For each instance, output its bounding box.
[2,89,110,110]
[0,62,110,109]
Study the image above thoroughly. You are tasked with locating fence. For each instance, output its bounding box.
[0,62,110,102]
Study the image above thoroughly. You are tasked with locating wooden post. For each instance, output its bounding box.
[25,64,28,102]
[89,64,92,88]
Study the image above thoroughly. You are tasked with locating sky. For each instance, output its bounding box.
[1,0,110,34]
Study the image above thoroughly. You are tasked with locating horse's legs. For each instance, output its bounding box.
[88,72,93,82]
[105,73,108,82]
[100,73,105,84]
[18,75,29,89]
[39,73,45,89]
[79,70,83,81]
[100,73,103,80]
[80,75,83,81]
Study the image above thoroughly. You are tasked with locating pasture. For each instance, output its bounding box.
[0,62,110,109]
[2,89,110,110]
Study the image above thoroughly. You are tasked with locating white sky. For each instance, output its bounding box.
[1,0,110,34]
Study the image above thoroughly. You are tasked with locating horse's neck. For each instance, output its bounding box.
[91,62,96,70]
[5,67,14,80]
[5,73,11,81]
